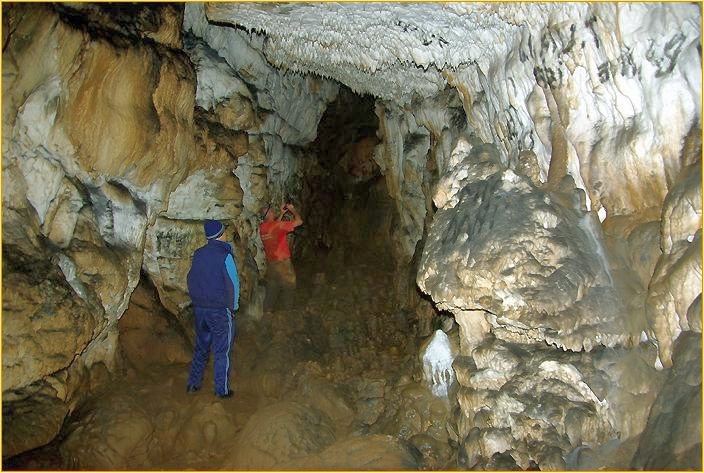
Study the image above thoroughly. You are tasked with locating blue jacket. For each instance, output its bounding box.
[187,239,240,311]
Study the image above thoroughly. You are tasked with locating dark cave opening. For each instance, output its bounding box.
[289,83,442,339]
[311,86,379,172]
[294,85,398,271]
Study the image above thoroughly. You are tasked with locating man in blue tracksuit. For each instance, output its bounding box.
[186,219,240,398]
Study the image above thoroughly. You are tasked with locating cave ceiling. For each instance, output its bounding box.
[201,2,570,104]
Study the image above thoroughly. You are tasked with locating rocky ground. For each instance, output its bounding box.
[4,245,457,470]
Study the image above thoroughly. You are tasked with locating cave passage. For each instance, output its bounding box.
[295,86,389,263]
[3,187,443,470]
[3,86,451,471]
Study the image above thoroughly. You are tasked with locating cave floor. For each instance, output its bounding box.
[7,247,452,470]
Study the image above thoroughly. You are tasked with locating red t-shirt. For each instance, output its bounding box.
[259,220,297,261]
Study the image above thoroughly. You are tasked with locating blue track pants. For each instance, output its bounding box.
[187,307,236,396]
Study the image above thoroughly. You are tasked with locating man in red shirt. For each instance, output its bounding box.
[259,202,303,311]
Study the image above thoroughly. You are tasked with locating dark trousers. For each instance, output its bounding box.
[264,259,297,311]
[187,307,236,396]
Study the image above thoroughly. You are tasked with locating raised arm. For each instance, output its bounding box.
[283,203,303,228]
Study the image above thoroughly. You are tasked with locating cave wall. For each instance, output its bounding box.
[412,4,701,467]
[1,3,334,456]
[2,3,194,456]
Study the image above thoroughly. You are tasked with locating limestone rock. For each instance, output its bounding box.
[225,401,336,469]
[605,217,662,291]
[687,294,702,333]
[185,3,340,146]
[631,331,702,470]
[186,38,259,132]
[59,392,161,469]
[452,332,666,468]
[290,376,356,432]
[52,3,185,49]
[591,346,667,440]
[2,3,198,456]
[276,434,421,470]
[2,268,99,392]
[420,329,459,398]
[117,283,192,367]
[2,383,71,459]
[1,2,701,469]
[419,139,640,352]
[646,160,703,368]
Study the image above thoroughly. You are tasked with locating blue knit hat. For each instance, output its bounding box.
[204,220,225,239]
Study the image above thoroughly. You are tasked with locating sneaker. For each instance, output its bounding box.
[186,385,200,393]
[216,390,233,398]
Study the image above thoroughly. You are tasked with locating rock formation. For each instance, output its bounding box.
[2,2,701,469]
